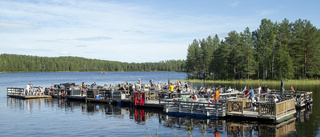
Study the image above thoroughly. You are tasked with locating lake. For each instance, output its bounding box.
[0,72,319,137]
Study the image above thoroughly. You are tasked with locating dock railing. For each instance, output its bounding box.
[227,98,296,115]
[7,87,24,96]
[164,99,227,117]
[144,90,159,100]
[274,98,295,115]
[7,87,43,96]
[227,98,250,113]
[120,90,130,99]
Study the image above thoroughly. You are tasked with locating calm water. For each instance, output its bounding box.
[0,72,319,137]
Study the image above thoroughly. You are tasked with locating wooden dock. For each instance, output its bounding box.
[164,99,227,118]
[227,98,296,123]
[7,87,52,99]
[121,98,165,108]
[65,95,86,100]
[7,94,52,99]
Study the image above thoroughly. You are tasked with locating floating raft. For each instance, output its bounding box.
[7,87,52,99]
[227,98,296,123]
[164,98,227,118]
[122,98,165,108]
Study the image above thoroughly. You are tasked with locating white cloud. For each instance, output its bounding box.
[231,1,240,7]
[0,0,272,62]
[0,22,37,31]
[75,36,112,41]
[59,51,69,55]
[257,8,279,16]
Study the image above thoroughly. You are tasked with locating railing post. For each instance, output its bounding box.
[190,102,193,114]
[275,103,277,115]
[241,100,244,114]
[158,94,160,104]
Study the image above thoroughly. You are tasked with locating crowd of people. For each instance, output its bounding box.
[24,79,297,107]
[24,82,45,95]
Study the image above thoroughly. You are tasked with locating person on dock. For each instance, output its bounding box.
[178,81,182,87]
[91,82,96,90]
[248,87,256,110]
[262,84,269,93]
[49,83,55,95]
[217,85,223,93]
[29,82,33,95]
[129,84,134,95]
[248,87,255,102]
[290,86,296,93]
[177,85,182,97]
[138,78,141,85]
[169,83,174,92]
[192,91,199,101]
[136,78,141,91]
[124,81,129,89]
[36,86,41,95]
[157,83,161,90]
[256,85,261,101]
[244,88,250,96]
[81,82,86,96]
[50,83,54,90]
[163,83,168,90]
[184,83,188,89]
[227,86,233,93]
[149,78,154,87]
[26,83,31,95]
[214,88,220,104]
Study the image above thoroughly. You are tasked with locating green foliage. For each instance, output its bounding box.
[0,54,185,72]
[186,18,320,80]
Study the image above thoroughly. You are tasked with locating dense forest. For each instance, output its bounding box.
[0,54,185,72]
[186,18,320,80]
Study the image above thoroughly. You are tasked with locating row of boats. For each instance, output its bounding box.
[7,81,313,123]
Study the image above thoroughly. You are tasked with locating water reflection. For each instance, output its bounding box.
[6,97,314,136]
[7,97,52,113]
[296,105,312,123]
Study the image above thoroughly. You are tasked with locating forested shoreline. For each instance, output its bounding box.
[0,54,185,72]
[186,18,320,80]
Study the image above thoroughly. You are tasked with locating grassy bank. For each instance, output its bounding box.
[181,79,320,85]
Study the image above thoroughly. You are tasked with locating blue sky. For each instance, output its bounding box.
[0,0,319,62]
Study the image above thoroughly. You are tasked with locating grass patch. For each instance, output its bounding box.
[181,79,320,85]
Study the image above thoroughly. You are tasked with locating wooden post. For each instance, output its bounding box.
[216,103,218,116]
[275,103,277,115]
[158,93,161,105]
[241,100,244,114]
[258,103,261,114]
[190,102,193,114]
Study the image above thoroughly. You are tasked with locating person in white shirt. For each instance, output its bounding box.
[26,84,30,95]
[256,86,261,101]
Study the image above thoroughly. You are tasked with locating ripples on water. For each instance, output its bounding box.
[0,72,319,137]
[4,97,313,137]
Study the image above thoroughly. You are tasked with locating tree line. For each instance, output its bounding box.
[186,18,320,80]
[0,54,185,72]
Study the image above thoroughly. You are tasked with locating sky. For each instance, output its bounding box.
[0,0,319,63]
